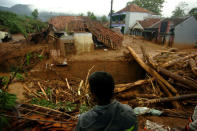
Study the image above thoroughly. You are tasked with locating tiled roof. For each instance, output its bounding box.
[138,18,161,28]
[116,4,153,14]
[151,16,190,28]
[48,16,83,31]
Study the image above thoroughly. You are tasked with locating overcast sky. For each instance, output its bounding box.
[0,0,197,17]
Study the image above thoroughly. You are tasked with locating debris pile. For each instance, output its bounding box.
[67,18,123,49]
[5,67,96,130]
[116,46,197,112]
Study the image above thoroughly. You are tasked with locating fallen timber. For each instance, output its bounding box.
[157,67,197,90]
[162,52,197,68]
[115,78,154,93]
[127,46,178,94]
[189,58,197,75]
[139,46,181,108]
[144,93,197,104]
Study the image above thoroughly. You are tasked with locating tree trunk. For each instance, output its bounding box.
[162,52,197,68]
[158,67,197,90]
[127,46,178,94]
[145,93,197,104]
[189,58,197,75]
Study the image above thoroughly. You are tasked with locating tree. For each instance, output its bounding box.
[79,13,84,16]
[189,7,197,18]
[172,2,188,17]
[87,11,97,20]
[128,0,165,15]
[101,15,108,23]
[32,9,39,19]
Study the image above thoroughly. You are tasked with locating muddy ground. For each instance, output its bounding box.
[1,35,197,130]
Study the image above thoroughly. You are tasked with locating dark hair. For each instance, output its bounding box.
[88,71,115,102]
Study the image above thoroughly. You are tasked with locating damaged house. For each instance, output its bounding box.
[111,4,160,34]
[130,18,161,38]
[146,16,197,48]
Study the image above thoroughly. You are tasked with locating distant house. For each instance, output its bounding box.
[144,16,197,48]
[130,18,161,37]
[111,4,160,34]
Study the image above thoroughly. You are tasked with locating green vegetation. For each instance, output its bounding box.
[189,7,197,19]
[0,10,47,39]
[31,98,77,112]
[26,52,32,65]
[87,11,97,20]
[127,0,165,15]
[0,76,17,130]
[32,9,39,19]
[101,15,108,23]
[79,103,91,113]
[172,2,188,17]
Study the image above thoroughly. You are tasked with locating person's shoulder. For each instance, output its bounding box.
[78,109,97,127]
[116,101,137,120]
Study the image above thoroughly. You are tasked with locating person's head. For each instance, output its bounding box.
[88,71,115,105]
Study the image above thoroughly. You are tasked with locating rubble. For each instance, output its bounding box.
[67,17,123,49]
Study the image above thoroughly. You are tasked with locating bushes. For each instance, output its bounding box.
[0,11,47,38]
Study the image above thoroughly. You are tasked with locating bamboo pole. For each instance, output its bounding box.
[115,78,154,93]
[38,82,49,100]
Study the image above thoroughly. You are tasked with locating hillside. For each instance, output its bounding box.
[0,11,47,37]
[0,4,72,21]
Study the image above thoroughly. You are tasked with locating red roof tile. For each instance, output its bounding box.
[48,16,83,31]
[138,18,161,28]
[116,4,153,14]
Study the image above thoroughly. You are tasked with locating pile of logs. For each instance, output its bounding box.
[115,46,197,109]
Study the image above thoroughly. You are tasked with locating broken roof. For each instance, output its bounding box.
[48,16,83,31]
[138,18,161,28]
[116,4,154,14]
[151,16,190,28]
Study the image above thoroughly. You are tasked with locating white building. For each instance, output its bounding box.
[111,4,160,34]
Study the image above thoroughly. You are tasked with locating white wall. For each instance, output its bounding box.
[174,17,197,45]
[124,12,150,34]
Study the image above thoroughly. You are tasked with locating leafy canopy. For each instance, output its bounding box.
[172,2,188,17]
[87,11,97,20]
[127,0,165,15]
[189,7,197,18]
[0,11,47,38]
[32,9,39,19]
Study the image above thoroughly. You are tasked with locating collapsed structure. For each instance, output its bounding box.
[49,16,123,50]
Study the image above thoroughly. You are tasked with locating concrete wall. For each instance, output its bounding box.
[174,17,197,47]
[124,12,150,34]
